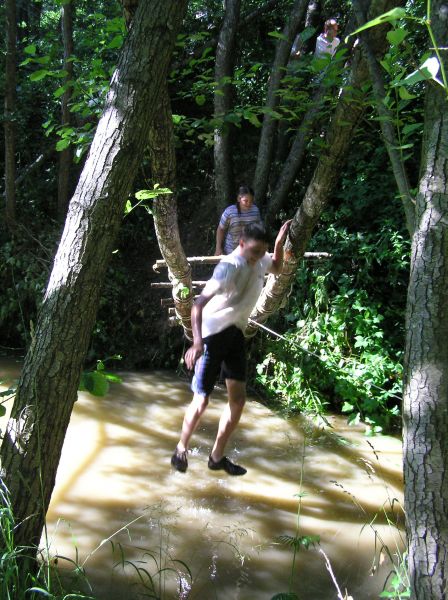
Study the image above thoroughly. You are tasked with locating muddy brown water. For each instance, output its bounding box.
[1,359,404,599]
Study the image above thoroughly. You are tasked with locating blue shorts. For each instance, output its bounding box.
[191,325,246,396]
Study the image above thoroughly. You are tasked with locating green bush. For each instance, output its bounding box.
[256,222,409,434]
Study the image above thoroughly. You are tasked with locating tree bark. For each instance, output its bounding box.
[266,83,326,225]
[58,0,75,221]
[247,0,403,334]
[403,3,448,598]
[149,84,193,340]
[214,0,241,216]
[352,0,416,237]
[4,0,17,230]
[0,0,187,552]
[253,0,309,209]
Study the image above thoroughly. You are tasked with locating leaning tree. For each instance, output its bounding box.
[0,0,188,552]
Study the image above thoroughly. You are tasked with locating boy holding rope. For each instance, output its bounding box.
[171,220,291,475]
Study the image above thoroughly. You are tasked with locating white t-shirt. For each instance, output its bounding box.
[201,249,273,338]
[314,34,340,58]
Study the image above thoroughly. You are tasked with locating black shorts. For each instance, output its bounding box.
[191,325,246,396]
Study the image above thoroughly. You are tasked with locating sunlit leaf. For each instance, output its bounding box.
[30,69,49,82]
[79,371,109,397]
[56,138,71,151]
[24,44,37,55]
[399,57,442,87]
[346,8,407,40]
[387,28,408,46]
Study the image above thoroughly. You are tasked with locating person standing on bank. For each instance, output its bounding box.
[215,185,262,256]
[171,220,291,476]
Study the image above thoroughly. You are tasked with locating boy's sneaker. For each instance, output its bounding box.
[208,455,247,476]
[171,448,188,472]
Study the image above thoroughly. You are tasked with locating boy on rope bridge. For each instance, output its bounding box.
[171,220,291,476]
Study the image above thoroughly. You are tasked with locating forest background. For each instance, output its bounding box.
[1,0,419,432]
[1,1,448,598]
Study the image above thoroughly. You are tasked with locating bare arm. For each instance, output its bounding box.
[270,220,291,275]
[215,225,225,256]
[184,291,214,370]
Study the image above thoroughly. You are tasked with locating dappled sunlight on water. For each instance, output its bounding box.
[0,363,404,599]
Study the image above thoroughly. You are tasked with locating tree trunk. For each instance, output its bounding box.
[4,0,17,230]
[58,0,75,221]
[352,0,415,236]
[149,84,193,340]
[247,0,403,334]
[403,3,448,598]
[266,83,326,225]
[0,0,187,552]
[214,0,241,216]
[253,0,308,209]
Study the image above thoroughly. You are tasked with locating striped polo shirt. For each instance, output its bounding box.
[219,204,262,254]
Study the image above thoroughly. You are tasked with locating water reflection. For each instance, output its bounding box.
[0,363,404,599]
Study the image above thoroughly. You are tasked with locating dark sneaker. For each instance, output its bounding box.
[171,449,188,473]
[208,455,247,476]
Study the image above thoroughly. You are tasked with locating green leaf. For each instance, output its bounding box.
[346,8,407,40]
[342,402,354,413]
[399,57,442,88]
[104,373,122,383]
[54,85,68,99]
[268,30,288,42]
[79,371,109,397]
[298,26,316,43]
[402,123,422,136]
[35,55,51,65]
[30,69,49,82]
[244,111,261,127]
[0,405,6,417]
[24,44,37,55]
[195,94,206,106]
[124,199,133,215]
[56,138,71,151]
[135,188,172,200]
[107,35,123,49]
[398,87,416,100]
[387,28,408,46]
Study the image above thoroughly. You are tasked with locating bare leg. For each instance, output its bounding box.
[210,379,246,462]
[176,393,209,452]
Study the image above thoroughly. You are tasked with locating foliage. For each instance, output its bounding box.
[79,357,122,397]
[0,479,94,600]
[271,442,320,600]
[256,140,410,433]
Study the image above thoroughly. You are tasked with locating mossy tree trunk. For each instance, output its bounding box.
[0,0,187,551]
[149,84,193,341]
